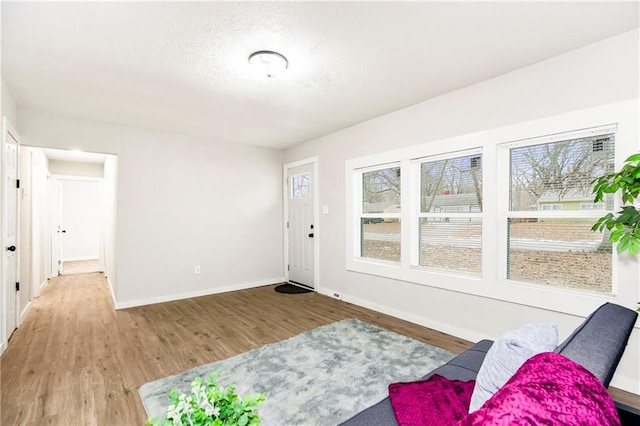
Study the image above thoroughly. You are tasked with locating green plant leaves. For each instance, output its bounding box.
[146,374,266,426]
[591,153,640,256]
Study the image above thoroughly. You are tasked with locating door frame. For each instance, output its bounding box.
[1,117,21,354]
[50,174,106,275]
[283,157,319,290]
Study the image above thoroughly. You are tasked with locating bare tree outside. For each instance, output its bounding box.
[508,133,616,293]
[357,133,617,293]
[510,134,615,211]
[291,174,310,198]
[362,167,400,210]
[421,155,483,212]
[361,167,401,262]
[419,154,483,274]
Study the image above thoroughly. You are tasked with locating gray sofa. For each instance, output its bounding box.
[339,302,638,426]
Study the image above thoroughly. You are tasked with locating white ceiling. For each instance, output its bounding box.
[2,2,638,150]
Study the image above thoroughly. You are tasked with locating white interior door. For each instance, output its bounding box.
[49,177,62,276]
[60,179,102,262]
[287,164,315,288]
[2,118,20,342]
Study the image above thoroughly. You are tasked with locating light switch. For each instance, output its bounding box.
[322,205,329,215]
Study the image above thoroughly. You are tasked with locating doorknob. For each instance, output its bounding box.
[6,245,16,252]
[308,233,314,238]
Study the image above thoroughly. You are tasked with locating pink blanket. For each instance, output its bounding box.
[389,352,620,426]
[389,375,474,426]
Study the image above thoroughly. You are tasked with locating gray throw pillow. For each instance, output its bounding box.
[468,323,558,413]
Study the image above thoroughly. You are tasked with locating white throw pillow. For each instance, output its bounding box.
[468,323,558,413]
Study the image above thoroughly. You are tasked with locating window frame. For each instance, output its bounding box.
[497,125,618,294]
[355,162,402,265]
[290,172,311,199]
[344,100,638,318]
[410,148,484,275]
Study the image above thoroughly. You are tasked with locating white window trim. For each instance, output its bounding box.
[345,99,639,318]
[498,124,618,295]
[410,148,483,274]
[354,162,401,261]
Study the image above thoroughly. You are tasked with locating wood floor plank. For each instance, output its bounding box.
[1,273,637,425]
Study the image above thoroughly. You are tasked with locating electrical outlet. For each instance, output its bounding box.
[333,292,341,299]
[194,265,201,274]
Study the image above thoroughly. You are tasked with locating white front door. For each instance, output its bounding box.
[287,164,315,288]
[2,118,20,342]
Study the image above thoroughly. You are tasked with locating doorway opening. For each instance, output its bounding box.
[49,173,105,277]
[20,146,117,295]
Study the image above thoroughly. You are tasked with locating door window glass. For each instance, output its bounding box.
[291,174,311,198]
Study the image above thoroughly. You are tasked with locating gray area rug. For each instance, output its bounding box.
[139,318,454,425]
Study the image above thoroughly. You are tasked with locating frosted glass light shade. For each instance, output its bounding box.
[248,50,288,78]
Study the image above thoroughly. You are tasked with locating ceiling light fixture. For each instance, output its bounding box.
[248,50,288,78]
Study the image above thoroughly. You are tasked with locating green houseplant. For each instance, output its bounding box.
[146,374,266,426]
[591,153,640,255]
[591,153,640,312]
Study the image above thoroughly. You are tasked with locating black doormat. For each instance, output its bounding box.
[274,283,313,294]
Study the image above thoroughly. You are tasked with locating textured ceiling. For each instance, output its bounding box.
[2,2,638,149]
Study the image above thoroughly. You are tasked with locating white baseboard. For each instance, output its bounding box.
[114,277,285,310]
[19,301,33,325]
[0,341,6,356]
[107,277,117,308]
[39,279,48,293]
[318,287,488,346]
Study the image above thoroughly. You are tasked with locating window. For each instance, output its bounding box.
[358,165,401,263]
[540,204,562,210]
[418,152,482,274]
[291,174,310,198]
[346,102,634,318]
[580,203,605,210]
[506,130,615,293]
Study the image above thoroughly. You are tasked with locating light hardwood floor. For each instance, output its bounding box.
[61,259,101,276]
[1,273,637,425]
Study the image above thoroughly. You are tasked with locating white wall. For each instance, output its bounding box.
[18,111,285,307]
[48,160,103,177]
[18,147,32,320]
[18,147,49,307]
[103,156,118,303]
[30,149,49,296]
[1,79,18,129]
[284,30,640,393]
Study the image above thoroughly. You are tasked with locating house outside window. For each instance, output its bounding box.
[505,129,615,293]
[418,151,482,274]
[359,165,401,263]
[346,102,635,318]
